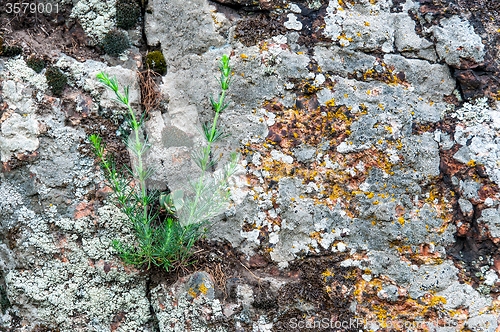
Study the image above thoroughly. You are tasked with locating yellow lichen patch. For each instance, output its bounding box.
[322,269,335,281]
[198,283,208,295]
[188,287,197,298]
[210,13,223,28]
[355,63,407,86]
[241,100,371,219]
[354,274,461,330]
[343,270,357,280]
[325,98,336,107]
[259,41,269,52]
[425,188,439,203]
[310,231,323,243]
[467,159,477,167]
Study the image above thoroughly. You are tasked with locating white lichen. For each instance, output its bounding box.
[3,58,48,91]
[70,0,116,45]
[451,97,492,125]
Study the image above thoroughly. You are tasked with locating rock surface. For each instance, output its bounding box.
[1,0,500,331]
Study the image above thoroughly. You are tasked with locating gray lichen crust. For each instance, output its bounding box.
[1,0,500,330]
[70,0,117,45]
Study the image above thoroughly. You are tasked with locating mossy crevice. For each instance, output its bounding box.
[45,67,67,96]
[102,29,130,57]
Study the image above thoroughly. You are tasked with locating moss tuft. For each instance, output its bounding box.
[45,67,67,96]
[0,286,10,314]
[145,51,166,74]
[102,29,130,57]
[26,55,46,73]
[116,0,141,30]
[1,42,23,57]
[0,35,24,57]
[0,35,23,57]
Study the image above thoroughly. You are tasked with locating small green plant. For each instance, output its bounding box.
[89,55,238,271]
[45,66,67,96]
[159,190,181,215]
[102,29,130,57]
[145,51,166,74]
[27,55,46,73]
[173,54,238,228]
[116,0,141,30]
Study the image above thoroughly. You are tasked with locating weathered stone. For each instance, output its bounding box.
[145,0,226,64]
[409,261,459,299]
[324,0,395,52]
[0,112,39,163]
[393,13,437,61]
[458,198,474,218]
[436,281,492,316]
[479,208,500,238]
[151,272,225,332]
[465,314,498,332]
[1,0,500,329]
[429,15,485,68]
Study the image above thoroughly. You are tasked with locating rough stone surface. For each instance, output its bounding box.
[151,272,225,332]
[145,0,227,64]
[479,208,500,238]
[429,15,485,67]
[2,0,500,330]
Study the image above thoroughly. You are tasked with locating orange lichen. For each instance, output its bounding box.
[198,283,208,295]
[188,288,197,298]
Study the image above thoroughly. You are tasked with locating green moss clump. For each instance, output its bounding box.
[0,35,23,57]
[116,0,141,30]
[3,46,23,57]
[45,67,67,96]
[27,55,46,73]
[102,29,130,57]
[145,51,166,74]
[0,286,10,314]
[1,46,23,57]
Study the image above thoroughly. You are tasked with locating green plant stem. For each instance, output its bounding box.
[90,55,236,271]
[128,106,153,266]
[128,103,148,221]
[188,144,211,226]
[96,72,154,267]
[209,90,224,141]
[187,57,231,226]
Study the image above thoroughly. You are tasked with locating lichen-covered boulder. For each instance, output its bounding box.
[1,0,500,330]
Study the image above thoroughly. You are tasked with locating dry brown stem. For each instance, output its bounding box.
[137,69,162,115]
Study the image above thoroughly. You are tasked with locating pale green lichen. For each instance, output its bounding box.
[2,58,48,91]
[151,287,226,332]
[70,0,117,45]
[5,203,152,331]
[451,97,492,125]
